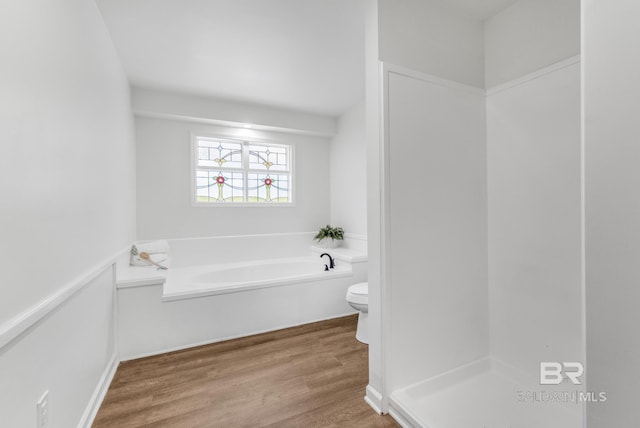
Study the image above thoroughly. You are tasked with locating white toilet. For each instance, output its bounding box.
[346,282,369,344]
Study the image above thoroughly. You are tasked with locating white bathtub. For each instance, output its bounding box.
[163,256,352,301]
[115,233,368,360]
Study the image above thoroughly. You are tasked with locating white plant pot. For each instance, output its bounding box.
[316,238,342,249]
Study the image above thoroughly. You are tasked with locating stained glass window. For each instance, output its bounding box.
[197,139,243,169]
[193,136,292,204]
[248,144,289,172]
[196,170,244,202]
[247,173,290,203]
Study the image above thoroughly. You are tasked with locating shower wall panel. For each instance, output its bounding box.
[386,70,489,391]
[486,62,582,381]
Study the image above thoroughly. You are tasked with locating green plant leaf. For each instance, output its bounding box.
[313,225,344,241]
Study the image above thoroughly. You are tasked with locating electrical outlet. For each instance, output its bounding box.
[36,391,49,428]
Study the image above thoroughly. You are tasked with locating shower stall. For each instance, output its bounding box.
[371,1,584,426]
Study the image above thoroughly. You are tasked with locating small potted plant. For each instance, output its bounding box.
[314,225,344,248]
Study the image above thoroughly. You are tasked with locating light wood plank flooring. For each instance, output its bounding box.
[93,315,398,427]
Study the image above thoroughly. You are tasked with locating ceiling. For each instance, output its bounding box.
[97,0,520,118]
[97,0,366,117]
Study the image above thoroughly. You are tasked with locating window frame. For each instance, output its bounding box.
[190,133,295,207]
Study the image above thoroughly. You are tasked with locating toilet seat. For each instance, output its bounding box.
[346,282,368,305]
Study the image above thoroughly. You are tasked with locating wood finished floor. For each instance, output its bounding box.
[93,315,398,428]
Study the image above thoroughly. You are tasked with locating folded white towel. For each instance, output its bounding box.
[130,240,170,266]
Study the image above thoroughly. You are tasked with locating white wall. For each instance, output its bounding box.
[484,0,580,88]
[487,62,582,381]
[0,0,135,327]
[135,116,331,239]
[378,0,485,88]
[132,86,337,137]
[330,101,367,237]
[0,0,135,426]
[364,0,385,411]
[584,1,640,425]
[386,70,488,391]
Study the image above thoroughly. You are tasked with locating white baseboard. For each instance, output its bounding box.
[365,384,384,414]
[78,353,119,428]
